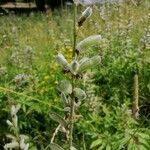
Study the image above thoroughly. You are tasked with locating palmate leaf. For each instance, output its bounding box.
[49,112,68,129]
[49,143,64,150]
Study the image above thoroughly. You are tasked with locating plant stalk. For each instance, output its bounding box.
[69,2,77,149]
[132,74,139,119]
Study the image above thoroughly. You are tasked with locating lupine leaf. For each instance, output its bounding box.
[90,139,102,149]
[49,143,64,150]
[49,112,67,128]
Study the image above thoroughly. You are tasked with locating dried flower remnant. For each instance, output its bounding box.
[12,74,29,89]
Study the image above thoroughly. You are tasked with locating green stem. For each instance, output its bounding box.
[72,2,77,59]
[69,2,77,149]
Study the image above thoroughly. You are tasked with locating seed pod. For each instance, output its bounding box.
[6,120,13,127]
[15,104,21,114]
[64,107,71,112]
[11,105,16,116]
[57,80,72,95]
[78,55,101,73]
[76,35,102,52]
[78,7,92,26]
[56,53,69,70]
[70,60,79,75]
[24,143,29,150]
[20,138,26,149]
[12,115,18,128]
[74,88,87,100]
[60,93,69,106]
[4,142,19,149]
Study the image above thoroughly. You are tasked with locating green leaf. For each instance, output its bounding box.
[90,139,102,149]
[49,143,64,150]
[106,144,111,150]
[49,112,67,128]
[139,137,150,149]
[139,132,150,140]
[98,143,106,150]
[138,145,149,150]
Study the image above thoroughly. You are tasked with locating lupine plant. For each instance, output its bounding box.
[49,1,102,149]
[4,104,29,150]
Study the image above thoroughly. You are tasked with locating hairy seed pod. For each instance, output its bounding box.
[4,142,19,149]
[74,88,87,100]
[57,80,72,95]
[6,120,13,127]
[76,35,102,52]
[61,93,69,106]
[56,53,69,70]
[12,115,18,128]
[70,60,80,75]
[78,55,101,73]
[78,7,92,26]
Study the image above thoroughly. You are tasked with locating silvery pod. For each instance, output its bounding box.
[78,7,92,26]
[78,55,101,73]
[56,53,70,70]
[57,80,72,95]
[76,35,102,52]
[74,88,87,100]
[70,60,80,75]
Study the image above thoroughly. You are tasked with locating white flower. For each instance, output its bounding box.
[78,55,101,73]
